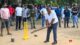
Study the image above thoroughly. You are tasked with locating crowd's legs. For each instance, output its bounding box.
[16,16,22,30]
[58,17,61,27]
[64,17,70,28]
[30,17,36,29]
[72,15,78,28]
[42,15,45,27]
[0,19,11,36]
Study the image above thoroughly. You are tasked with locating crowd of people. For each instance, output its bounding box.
[0,3,79,45]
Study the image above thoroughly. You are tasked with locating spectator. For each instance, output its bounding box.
[29,5,36,29]
[55,6,62,27]
[22,5,30,27]
[15,4,23,30]
[0,4,11,36]
[64,6,70,28]
[8,5,15,26]
[40,5,47,27]
[72,4,79,28]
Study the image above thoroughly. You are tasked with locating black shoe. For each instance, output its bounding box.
[7,33,12,35]
[59,26,61,28]
[67,26,70,28]
[64,26,66,28]
[0,34,3,37]
[52,41,57,45]
[44,41,49,43]
[10,24,13,26]
[72,26,75,28]
[19,28,22,30]
[77,26,78,28]
[34,27,36,29]
[15,29,18,31]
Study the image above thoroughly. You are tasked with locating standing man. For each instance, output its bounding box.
[15,4,23,30]
[64,6,70,28]
[30,5,36,29]
[72,4,79,28]
[22,5,30,27]
[44,7,58,45]
[40,5,47,27]
[8,5,15,26]
[55,6,62,27]
[0,4,11,36]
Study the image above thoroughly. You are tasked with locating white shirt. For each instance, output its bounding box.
[61,8,65,18]
[15,7,23,16]
[45,10,58,24]
[40,8,47,15]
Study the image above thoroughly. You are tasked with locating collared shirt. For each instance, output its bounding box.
[40,8,47,15]
[45,10,58,24]
[64,9,70,18]
[15,7,22,16]
[55,8,61,17]
[22,8,29,18]
[0,8,10,19]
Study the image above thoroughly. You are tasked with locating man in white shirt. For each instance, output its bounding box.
[15,5,23,30]
[44,7,58,45]
[40,6,47,27]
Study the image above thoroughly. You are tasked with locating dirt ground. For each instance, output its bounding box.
[0,21,80,45]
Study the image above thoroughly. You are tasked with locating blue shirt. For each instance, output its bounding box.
[55,8,61,17]
[64,9,70,18]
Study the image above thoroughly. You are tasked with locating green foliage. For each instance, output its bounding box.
[34,0,45,5]
[50,1,58,6]
[22,0,28,4]
[21,0,80,6]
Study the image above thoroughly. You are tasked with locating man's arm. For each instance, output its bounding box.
[51,19,54,24]
[46,20,49,28]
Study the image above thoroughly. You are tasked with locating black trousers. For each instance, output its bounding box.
[30,17,35,29]
[23,18,27,27]
[16,16,22,30]
[64,17,70,28]
[58,17,61,27]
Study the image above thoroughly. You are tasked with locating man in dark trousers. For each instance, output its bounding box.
[55,6,61,27]
[15,4,23,30]
[30,4,36,29]
[44,7,58,45]
[64,6,70,28]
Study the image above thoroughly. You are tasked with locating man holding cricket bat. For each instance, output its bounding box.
[44,7,58,45]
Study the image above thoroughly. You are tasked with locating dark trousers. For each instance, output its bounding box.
[1,19,10,35]
[30,17,35,29]
[42,15,45,27]
[64,17,70,28]
[58,17,61,27]
[23,18,27,27]
[9,15,13,26]
[16,16,22,30]
[1,19,9,29]
[46,23,58,42]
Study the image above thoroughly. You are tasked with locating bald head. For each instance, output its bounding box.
[47,7,51,15]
